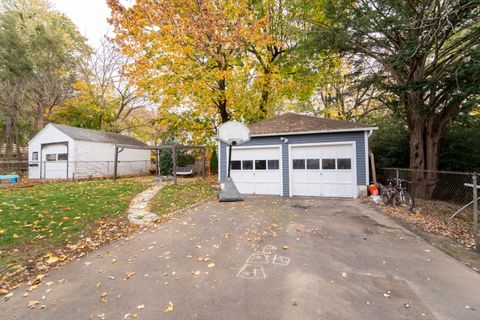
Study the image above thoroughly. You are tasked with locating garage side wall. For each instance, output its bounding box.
[74,141,150,178]
[219,131,367,196]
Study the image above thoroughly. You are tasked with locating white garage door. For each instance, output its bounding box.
[42,144,68,179]
[230,146,282,195]
[290,143,356,198]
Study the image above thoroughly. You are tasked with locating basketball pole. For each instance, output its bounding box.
[227,141,236,178]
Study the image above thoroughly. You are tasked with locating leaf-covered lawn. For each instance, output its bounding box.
[0,178,151,271]
[151,179,216,216]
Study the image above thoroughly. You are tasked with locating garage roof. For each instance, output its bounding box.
[51,124,147,146]
[249,113,376,136]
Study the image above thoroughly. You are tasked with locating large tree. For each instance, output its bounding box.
[51,40,152,134]
[0,0,90,157]
[313,0,480,197]
[108,0,271,124]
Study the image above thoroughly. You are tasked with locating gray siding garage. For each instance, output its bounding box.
[218,113,376,198]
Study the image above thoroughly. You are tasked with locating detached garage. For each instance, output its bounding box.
[28,123,150,180]
[218,113,377,198]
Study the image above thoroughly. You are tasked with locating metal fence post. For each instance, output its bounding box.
[396,168,399,182]
[473,175,479,253]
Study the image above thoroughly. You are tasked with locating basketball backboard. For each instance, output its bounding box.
[217,121,250,146]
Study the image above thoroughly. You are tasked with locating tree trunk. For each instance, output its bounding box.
[4,115,14,159]
[34,104,45,132]
[408,116,429,198]
[408,113,446,200]
[14,124,21,159]
[217,78,229,123]
[258,69,271,119]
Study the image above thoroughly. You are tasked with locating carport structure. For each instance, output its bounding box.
[113,144,206,184]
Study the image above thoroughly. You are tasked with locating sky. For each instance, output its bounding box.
[50,0,118,48]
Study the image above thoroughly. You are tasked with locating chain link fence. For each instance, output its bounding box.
[378,168,479,251]
[378,168,477,205]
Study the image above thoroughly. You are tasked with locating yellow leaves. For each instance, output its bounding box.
[207,263,215,268]
[13,233,19,239]
[46,254,59,265]
[164,301,174,313]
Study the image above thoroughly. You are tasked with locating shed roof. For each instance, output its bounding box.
[51,124,147,146]
[248,113,375,136]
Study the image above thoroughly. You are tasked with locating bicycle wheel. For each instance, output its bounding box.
[380,189,391,205]
[393,191,415,211]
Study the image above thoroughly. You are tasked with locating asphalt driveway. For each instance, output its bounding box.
[2,197,480,320]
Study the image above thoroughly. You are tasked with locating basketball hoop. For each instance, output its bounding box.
[217,121,250,146]
[216,121,251,202]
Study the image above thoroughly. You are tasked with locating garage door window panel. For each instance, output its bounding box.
[267,160,279,170]
[242,160,253,170]
[337,158,352,170]
[322,159,336,170]
[255,160,267,170]
[58,153,68,161]
[46,154,56,161]
[293,159,305,169]
[307,159,320,169]
[231,161,241,170]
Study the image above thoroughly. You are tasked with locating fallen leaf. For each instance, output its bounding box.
[46,255,59,264]
[124,272,136,280]
[0,289,8,295]
[101,292,108,297]
[207,263,215,268]
[283,245,289,250]
[341,272,348,278]
[164,301,174,313]
[137,304,145,310]
[28,300,40,309]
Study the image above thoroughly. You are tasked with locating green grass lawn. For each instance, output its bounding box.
[0,178,151,272]
[151,178,216,216]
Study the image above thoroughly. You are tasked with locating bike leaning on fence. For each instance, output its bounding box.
[381,179,415,211]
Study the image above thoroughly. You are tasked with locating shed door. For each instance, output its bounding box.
[42,144,68,179]
[290,144,355,198]
[229,146,282,196]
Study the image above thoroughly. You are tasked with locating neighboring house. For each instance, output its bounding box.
[28,123,150,179]
[218,113,377,198]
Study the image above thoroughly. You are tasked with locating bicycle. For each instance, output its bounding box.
[380,178,415,211]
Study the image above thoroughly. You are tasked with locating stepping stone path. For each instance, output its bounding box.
[127,183,165,225]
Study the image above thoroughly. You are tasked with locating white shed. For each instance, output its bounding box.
[28,123,150,179]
